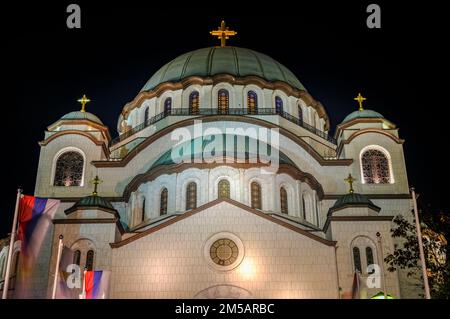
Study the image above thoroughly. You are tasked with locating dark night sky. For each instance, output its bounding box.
[1,1,447,237]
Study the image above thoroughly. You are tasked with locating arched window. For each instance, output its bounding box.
[218,89,229,113]
[247,91,258,114]
[86,250,94,271]
[275,96,283,114]
[218,179,230,199]
[53,151,84,186]
[361,149,391,184]
[250,181,262,209]
[186,182,197,210]
[280,187,288,214]
[73,250,81,266]
[353,247,362,273]
[164,98,172,114]
[160,188,168,215]
[141,198,146,222]
[302,196,307,220]
[366,247,375,273]
[144,107,149,124]
[189,91,200,114]
[298,105,303,121]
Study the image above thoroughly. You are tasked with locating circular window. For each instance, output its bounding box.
[210,238,239,266]
[203,232,244,271]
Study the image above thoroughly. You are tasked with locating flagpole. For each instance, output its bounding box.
[51,235,64,299]
[356,271,360,299]
[376,232,388,299]
[80,269,86,299]
[2,188,22,299]
[411,187,431,299]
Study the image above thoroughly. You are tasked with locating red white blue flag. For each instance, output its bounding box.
[84,270,111,299]
[18,195,60,267]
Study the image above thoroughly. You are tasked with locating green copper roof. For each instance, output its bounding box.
[141,47,306,91]
[61,111,103,125]
[65,195,116,214]
[342,109,384,124]
[330,193,381,213]
[150,134,297,170]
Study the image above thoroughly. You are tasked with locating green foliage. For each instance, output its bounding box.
[385,209,449,299]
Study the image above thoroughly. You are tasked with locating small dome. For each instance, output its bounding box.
[65,195,116,214]
[330,193,380,212]
[61,111,103,125]
[342,109,384,124]
[141,47,306,91]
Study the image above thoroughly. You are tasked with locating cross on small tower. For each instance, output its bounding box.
[354,93,366,111]
[210,20,237,48]
[77,94,91,112]
[91,175,103,196]
[345,174,355,194]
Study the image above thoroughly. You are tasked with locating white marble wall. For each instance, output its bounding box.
[110,201,338,298]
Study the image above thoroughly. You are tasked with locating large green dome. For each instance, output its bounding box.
[141,47,306,92]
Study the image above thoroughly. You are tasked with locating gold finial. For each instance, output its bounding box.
[77,94,91,112]
[90,175,103,196]
[345,174,355,194]
[354,93,366,111]
[210,20,237,47]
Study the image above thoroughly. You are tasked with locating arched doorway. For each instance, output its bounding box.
[194,284,253,299]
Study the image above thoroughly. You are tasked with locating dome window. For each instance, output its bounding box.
[298,105,303,121]
[144,107,149,124]
[189,91,200,114]
[275,96,283,114]
[218,89,229,113]
[164,98,172,115]
[247,91,258,114]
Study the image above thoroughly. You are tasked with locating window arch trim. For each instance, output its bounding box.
[359,145,395,184]
[51,147,86,187]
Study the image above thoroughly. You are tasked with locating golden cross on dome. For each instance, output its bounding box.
[210,20,237,48]
[345,174,355,194]
[354,93,366,111]
[77,94,91,112]
[91,175,103,196]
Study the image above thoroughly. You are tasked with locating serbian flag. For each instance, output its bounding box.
[18,195,60,268]
[84,270,111,299]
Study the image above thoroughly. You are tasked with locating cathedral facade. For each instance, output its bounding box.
[0,39,423,298]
